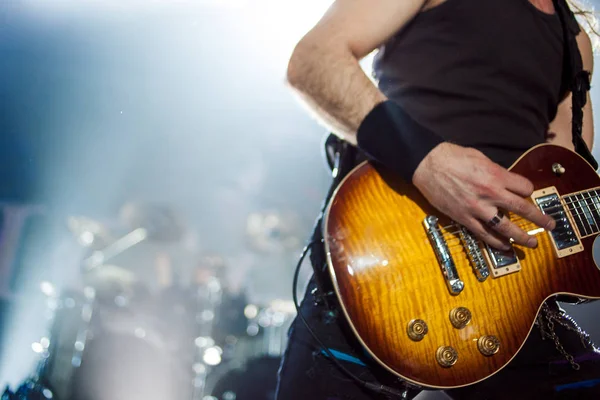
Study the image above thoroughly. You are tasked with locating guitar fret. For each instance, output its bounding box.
[580,193,595,235]
[563,190,600,237]
[584,192,600,234]
[565,194,590,236]
[578,193,597,234]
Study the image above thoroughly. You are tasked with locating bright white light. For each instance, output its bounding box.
[78,230,94,246]
[207,279,221,293]
[246,324,259,336]
[258,315,271,328]
[42,389,53,399]
[134,328,146,338]
[528,228,545,236]
[40,337,50,349]
[241,0,335,73]
[244,304,258,319]
[192,362,206,374]
[352,255,384,271]
[201,310,214,322]
[202,346,222,366]
[72,355,82,368]
[39,281,56,297]
[83,286,96,300]
[195,336,214,348]
[74,341,85,352]
[31,342,44,353]
[272,312,286,327]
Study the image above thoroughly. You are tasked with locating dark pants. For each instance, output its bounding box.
[276,277,600,400]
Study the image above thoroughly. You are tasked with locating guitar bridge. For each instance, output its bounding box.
[459,227,489,282]
[424,215,464,295]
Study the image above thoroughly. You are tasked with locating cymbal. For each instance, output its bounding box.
[68,216,113,248]
[119,202,184,242]
[83,264,138,290]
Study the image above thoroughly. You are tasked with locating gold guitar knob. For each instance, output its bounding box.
[407,319,428,342]
[449,307,472,329]
[477,335,500,356]
[436,346,458,368]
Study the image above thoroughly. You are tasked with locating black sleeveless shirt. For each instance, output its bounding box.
[373,0,564,167]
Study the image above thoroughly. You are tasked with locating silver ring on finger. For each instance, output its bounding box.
[486,210,505,228]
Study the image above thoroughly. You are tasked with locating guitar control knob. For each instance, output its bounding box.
[436,346,458,368]
[552,163,566,176]
[477,335,500,356]
[449,307,472,329]
[407,319,428,342]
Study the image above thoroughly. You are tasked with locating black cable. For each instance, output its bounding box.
[288,134,413,398]
[291,238,408,399]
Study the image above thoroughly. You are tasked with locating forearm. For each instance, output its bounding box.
[287,41,386,145]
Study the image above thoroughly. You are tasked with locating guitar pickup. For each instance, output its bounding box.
[532,186,583,258]
[484,244,521,278]
[424,215,464,295]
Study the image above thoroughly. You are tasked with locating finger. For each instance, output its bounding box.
[488,211,537,248]
[502,171,534,198]
[495,192,556,231]
[480,207,537,248]
[462,217,511,251]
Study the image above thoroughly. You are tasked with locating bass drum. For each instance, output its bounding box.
[41,286,193,400]
[205,356,281,400]
[69,333,185,400]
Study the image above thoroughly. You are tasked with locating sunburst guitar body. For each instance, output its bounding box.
[324,144,600,389]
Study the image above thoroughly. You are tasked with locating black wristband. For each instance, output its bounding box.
[356,100,444,183]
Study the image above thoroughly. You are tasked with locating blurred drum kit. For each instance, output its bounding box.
[2,204,296,400]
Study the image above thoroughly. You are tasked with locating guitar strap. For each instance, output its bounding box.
[555,0,598,170]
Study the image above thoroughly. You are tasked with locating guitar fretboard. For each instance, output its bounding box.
[562,189,600,237]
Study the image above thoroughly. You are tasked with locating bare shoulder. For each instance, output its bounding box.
[576,25,594,73]
[422,0,449,11]
[296,0,429,59]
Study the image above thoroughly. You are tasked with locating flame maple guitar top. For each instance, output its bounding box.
[324,144,600,389]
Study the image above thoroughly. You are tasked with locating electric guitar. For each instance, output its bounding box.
[324,143,600,389]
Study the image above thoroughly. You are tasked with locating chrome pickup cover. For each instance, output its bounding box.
[532,186,584,258]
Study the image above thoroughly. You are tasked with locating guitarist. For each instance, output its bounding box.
[277,0,600,399]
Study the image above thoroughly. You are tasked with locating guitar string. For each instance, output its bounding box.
[442,200,600,232]
[429,202,600,238]
[386,222,544,255]
[438,216,582,249]
[350,198,600,268]
[368,194,600,257]
[435,219,571,243]
[431,193,600,235]
[353,224,553,266]
[441,220,593,252]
